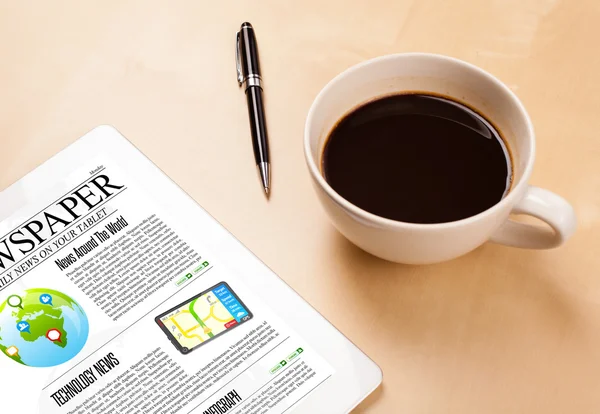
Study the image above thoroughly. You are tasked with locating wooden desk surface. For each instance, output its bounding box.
[1,1,599,412]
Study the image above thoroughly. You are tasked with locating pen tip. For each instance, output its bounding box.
[257,162,270,199]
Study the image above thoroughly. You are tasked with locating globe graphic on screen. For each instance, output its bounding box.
[0,288,89,367]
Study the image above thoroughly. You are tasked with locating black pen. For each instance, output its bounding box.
[236,22,271,196]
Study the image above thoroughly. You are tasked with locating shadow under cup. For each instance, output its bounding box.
[304,53,537,263]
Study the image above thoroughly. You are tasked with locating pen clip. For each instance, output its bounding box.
[235,31,243,86]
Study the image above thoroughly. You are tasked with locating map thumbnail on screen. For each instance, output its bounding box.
[157,283,252,352]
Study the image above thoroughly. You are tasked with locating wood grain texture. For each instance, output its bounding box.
[1,1,599,412]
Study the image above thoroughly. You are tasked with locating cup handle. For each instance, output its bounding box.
[490,186,576,249]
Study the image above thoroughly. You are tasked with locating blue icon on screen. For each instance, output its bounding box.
[17,321,31,334]
[39,294,53,306]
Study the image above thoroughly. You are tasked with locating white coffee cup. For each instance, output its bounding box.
[304,53,576,264]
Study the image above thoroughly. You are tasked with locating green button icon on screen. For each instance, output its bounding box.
[194,261,210,273]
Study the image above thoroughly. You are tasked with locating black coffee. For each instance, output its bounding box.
[322,93,512,224]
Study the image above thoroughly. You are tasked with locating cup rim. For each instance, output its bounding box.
[304,52,536,230]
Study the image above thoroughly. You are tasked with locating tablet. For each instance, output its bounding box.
[0,126,381,413]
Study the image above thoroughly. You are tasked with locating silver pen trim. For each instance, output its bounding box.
[243,75,262,90]
[235,31,243,85]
